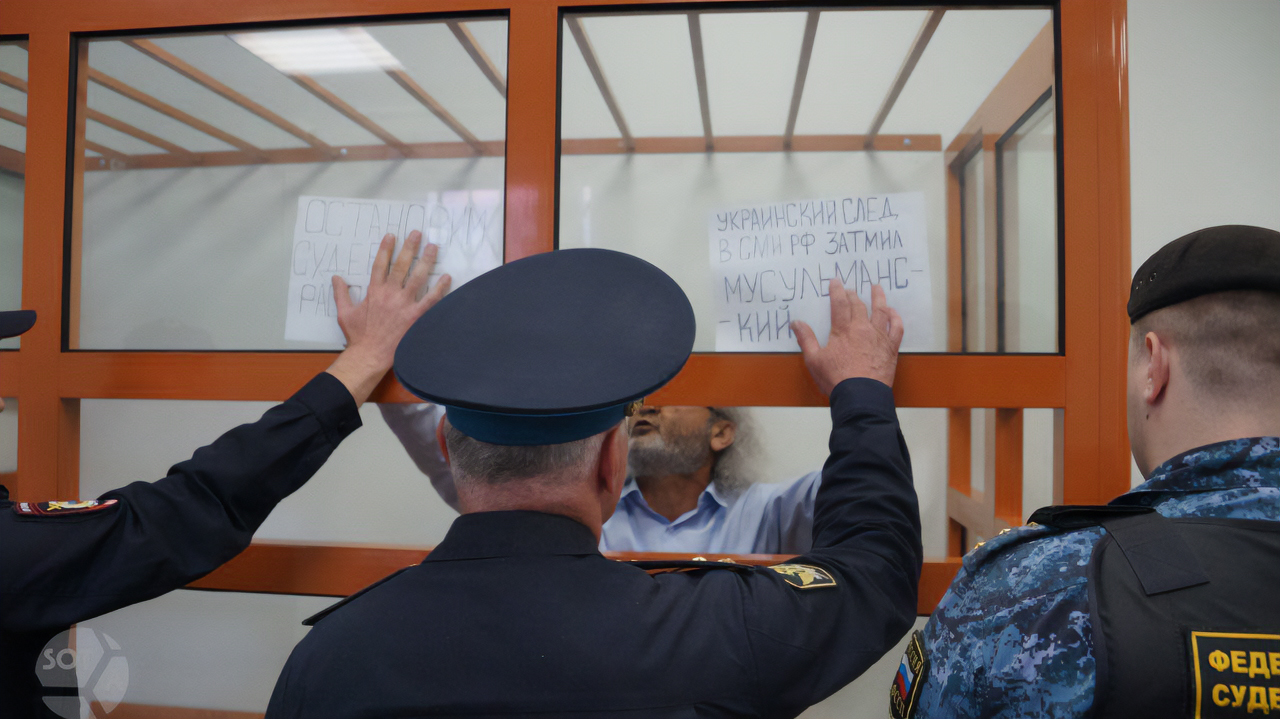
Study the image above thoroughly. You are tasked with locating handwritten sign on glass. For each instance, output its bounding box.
[710,192,933,352]
[285,191,502,345]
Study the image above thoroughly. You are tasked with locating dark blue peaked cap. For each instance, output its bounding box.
[0,310,35,339]
[394,248,695,446]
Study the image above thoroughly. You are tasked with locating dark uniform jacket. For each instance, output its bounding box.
[0,373,361,716]
[266,377,923,718]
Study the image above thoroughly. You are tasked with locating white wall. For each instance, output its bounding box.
[1126,0,1280,485]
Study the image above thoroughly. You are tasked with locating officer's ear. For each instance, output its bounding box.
[1143,331,1171,406]
[596,423,627,497]
[436,415,451,465]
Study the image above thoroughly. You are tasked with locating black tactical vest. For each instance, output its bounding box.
[1030,505,1280,719]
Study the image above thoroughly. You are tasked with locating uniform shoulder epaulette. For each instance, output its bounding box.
[303,565,415,627]
[962,505,1153,572]
[962,523,1054,572]
[1027,503,1153,529]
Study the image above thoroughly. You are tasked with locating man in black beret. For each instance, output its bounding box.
[903,225,1280,719]
[0,233,448,717]
[266,248,923,718]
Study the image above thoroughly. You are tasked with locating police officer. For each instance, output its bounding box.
[898,225,1280,719]
[1,232,449,716]
[265,248,923,718]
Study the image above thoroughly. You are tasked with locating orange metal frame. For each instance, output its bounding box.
[0,0,1131,620]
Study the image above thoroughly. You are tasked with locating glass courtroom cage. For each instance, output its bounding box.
[0,0,1131,714]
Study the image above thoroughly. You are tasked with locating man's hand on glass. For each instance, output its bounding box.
[327,231,452,405]
[792,279,904,395]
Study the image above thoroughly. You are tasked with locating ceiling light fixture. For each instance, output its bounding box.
[231,27,402,76]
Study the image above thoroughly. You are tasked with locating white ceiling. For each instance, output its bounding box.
[0,7,1051,161]
[563,7,1052,143]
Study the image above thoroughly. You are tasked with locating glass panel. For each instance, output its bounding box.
[955,406,1059,552]
[0,41,26,350]
[74,19,508,350]
[559,7,1055,354]
[0,397,16,477]
[79,399,459,545]
[80,398,950,558]
[74,589,335,713]
[998,92,1058,352]
[747,406,946,558]
[959,147,991,352]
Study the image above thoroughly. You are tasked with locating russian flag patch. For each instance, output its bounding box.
[890,630,929,719]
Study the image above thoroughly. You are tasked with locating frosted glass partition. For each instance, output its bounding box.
[0,41,26,350]
[559,7,1057,354]
[75,19,508,350]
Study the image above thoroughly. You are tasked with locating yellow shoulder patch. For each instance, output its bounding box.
[767,563,837,589]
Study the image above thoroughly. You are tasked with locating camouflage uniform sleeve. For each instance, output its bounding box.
[909,525,1104,719]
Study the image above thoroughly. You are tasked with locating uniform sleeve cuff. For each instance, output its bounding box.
[295,372,363,446]
[828,377,896,424]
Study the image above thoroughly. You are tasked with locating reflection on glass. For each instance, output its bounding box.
[998,91,1057,352]
[75,18,508,350]
[0,41,26,350]
[558,7,1054,353]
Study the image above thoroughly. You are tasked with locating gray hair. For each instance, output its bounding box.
[708,407,761,496]
[443,421,606,485]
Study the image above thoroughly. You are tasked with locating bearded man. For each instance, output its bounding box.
[381,402,819,554]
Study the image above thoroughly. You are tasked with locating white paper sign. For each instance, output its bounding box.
[286,192,502,345]
[710,193,933,352]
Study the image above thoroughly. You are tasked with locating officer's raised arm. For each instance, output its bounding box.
[0,231,450,713]
[741,278,921,716]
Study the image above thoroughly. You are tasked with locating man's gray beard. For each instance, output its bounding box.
[627,433,708,478]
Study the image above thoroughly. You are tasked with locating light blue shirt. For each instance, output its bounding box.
[599,472,821,555]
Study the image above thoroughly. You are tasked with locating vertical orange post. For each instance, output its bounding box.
[504,0,559,261]
[993,407,1023,525]
[1095,0,1133,501]
[1059,0,1131,504]
[15,30,75,501]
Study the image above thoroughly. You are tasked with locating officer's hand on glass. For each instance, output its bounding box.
[791,279,904,394]
[326,230,452,405]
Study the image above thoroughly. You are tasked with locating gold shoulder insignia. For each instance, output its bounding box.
[767,563,837,589]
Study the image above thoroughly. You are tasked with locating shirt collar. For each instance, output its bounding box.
[619,478,727,510]
[1117,436,1280,500]
[425,511,601,562]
